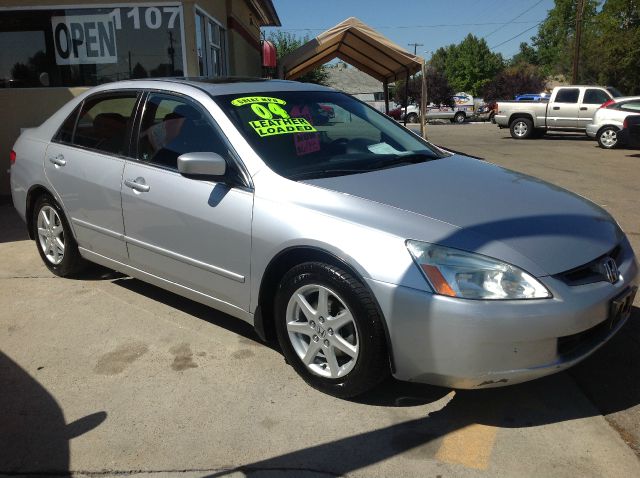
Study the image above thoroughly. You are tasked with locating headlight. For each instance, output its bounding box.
[406,240,551,300]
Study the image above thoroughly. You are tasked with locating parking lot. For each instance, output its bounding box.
[1,122,639,477]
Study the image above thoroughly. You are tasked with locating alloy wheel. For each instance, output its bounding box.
[600,129,617,148]
[37,205,65,265]
[514,121,528,137]
[285,284,359,379]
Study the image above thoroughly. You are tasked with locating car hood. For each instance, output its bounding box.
[303,155,623,276]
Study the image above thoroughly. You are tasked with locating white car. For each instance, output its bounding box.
[586,96,640,149]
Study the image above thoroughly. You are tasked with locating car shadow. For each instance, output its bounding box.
[0,203,29,244]
[102,270,640,475]
[0,351,107,475]
[199,307,640,477]
[111,277,272,350]
[199,307,640,478]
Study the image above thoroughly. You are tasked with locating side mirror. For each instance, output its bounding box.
[177,152,226,177]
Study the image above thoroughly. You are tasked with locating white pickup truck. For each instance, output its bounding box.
[495,85,623,139]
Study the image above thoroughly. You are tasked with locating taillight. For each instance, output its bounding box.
[600,99,616,109]
[623,118,628,129]
[9,150,16,165]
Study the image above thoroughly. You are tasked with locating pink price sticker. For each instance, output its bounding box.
[294,132,321,156]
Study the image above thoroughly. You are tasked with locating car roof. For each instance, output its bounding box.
[91,77,336,96]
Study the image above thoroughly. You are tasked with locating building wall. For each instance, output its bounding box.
[0,0,266,196]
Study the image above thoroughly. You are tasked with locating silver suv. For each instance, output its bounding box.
[10,79,638,397]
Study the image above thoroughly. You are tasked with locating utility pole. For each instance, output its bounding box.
[405,42,423,125]
[408,42,423,56]
[572,0,585,84]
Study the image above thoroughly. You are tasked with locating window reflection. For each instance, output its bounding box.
[0,6,184,88]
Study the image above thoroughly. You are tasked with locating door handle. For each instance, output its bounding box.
[580,107,588,111]
[124,178,150,193]
[48,154,66,166]
[552,106,560,110]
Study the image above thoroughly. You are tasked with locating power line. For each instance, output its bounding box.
[489,21,544,50]
[484,0,546,39]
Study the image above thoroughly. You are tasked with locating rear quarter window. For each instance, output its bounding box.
[53,104,81,144]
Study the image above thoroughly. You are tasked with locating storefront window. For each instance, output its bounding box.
[195,9,226,78]
[0,4,184,88]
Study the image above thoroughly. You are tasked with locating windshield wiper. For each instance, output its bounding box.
[289,153,438,180]
[368,152,437,170]
[289,168,367,180]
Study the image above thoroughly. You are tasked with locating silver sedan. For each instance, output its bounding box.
[10,79,638,397]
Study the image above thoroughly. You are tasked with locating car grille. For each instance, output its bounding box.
[553,245,622,286]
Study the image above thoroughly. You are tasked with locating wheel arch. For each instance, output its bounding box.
[597,123,620,136]
[254,245,395,372]
[509,113,534,126]
[25,184,57,240]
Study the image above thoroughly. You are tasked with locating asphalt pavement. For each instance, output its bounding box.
[1,123,639,477]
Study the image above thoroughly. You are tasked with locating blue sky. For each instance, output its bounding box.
[266,0,555,60]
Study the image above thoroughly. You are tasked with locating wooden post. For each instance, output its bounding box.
[403,69,409,126]
[383,80,389,114]
[420,60,427,139]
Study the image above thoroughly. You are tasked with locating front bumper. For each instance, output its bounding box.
[586,123,599,138]
[367,239,638,389]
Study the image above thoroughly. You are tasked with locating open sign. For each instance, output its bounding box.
[52,14,118,65]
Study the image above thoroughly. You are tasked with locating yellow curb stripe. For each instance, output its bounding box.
[435,423,498,470]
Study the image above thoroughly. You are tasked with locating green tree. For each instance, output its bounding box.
[510,42,539,66]
[590,0,640,94]
[267,31,329,85]
[429,34,504,95]
[532,0,599,78]
[482,63,547,101]
[393,69,454,107]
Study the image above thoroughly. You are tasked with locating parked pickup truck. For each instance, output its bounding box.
[495,85,623,139]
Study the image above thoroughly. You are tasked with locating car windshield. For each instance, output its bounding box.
[214,90,445,180]
[607,87,623,98]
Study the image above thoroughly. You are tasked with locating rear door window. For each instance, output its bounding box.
[583,89,611,105]
[72,93,139,156]
[554,89,580,103]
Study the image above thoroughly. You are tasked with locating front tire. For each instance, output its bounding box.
[510,118,534,139]
[597,126,619,149]
[274,262,389,398]
[453,112,466,124]
[32,194,86,277]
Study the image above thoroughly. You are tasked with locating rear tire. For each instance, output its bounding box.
[597,126,619,149]
[32,194,87,277]
[510,118,534,139]
[274,262,389,398]
[406,112,419,123]
[453,112,466,124]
